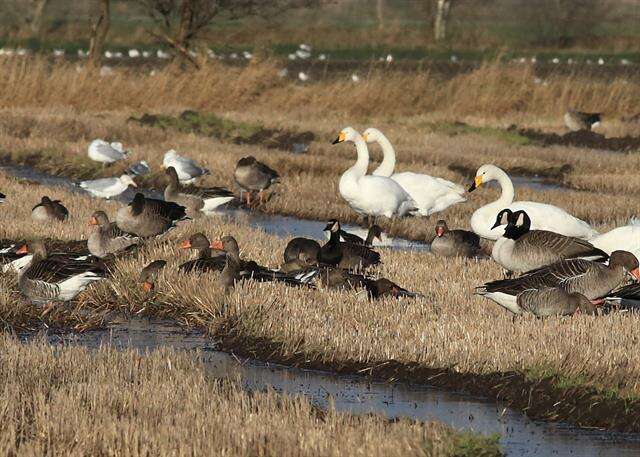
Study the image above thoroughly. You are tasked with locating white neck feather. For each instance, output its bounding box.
[491,168,515,207]
[371,133,396,177]
[348,135,370,177]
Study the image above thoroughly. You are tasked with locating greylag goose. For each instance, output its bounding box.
[116,193,188,237]
[337,224,383,247]
[79,175,137,199]
[283,237,320,263]
[564,108,601,132]
[430,219,480,258]
[178,233,226,273]
[140,260,166,292]
[31,196,68,222]
[517,288,596,317]
[88,139,129,165]
[219,255,241,293]
[477,250,640,314]
[87,211,140,258]
[492,209,608,274]
[311,267,419,299]
[17,241,105,304]
[364,277,422,299]
[318,220,381,271]
[163,150,209,183]
[234,156,280,205]
[164,166,234,215]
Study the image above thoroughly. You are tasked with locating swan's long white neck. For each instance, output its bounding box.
[372,133,396,177]
[348,135,370,177]
[489,168,515,207]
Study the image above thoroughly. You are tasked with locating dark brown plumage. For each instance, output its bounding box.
[31,196,68,222]
[139,260,167,292]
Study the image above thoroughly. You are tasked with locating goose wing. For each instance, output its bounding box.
[521,231,608,261]
[341,242,381,266]
[179,184,234,199]
[142,197,187,221]
[25,258,105,284]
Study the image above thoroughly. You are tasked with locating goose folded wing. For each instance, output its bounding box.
[143,198,187,221]
[339,230,365,245]
[523,232,608,261]
[179,256,225,273]
[256,162,280,180]
[25,259,105,283]
[180,185,234,199]
[108,222,138,239]
[342,242,381,265]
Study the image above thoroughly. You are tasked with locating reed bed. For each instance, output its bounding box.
[0,337,501,456]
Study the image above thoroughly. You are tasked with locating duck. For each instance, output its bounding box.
[116,193,188,238]
[78,174,137,199]
[564,108,601,132]
[590,220,640,261]
[178,233,226,273]
[318,219,381,271]
[162,149,209,184]
[468,164,598,241]
[87,211,140,258]
[234,156,280,205]
[333,127,416,221]
[139,260,166,292]
[362,128,466,216]
[430,219,480,258]
[164,166,234,215]
[517,288,596,317]
[283,237,321,263]
[31,196,68,222]
[17,241,105,305]
[477,250,639,314]
[491,209,608,274]
[88,139,129,165]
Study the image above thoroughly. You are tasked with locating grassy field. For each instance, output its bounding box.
[0,336,502,456]
[1,57,640,432]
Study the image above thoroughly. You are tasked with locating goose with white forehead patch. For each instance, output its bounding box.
[468,164,598,241]
[362,128,465,216]
[333,127,416,222]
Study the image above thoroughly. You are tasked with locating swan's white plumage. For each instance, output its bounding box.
[469,164,598,241]
[364,128,465,216]
[591,225,640,260]
[336,127,416,218]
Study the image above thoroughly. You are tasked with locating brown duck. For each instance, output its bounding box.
[31,196,68,222]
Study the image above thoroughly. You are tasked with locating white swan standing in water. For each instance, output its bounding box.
[362,128,466,216]
[468,164,598,241]
[333,127,416,220]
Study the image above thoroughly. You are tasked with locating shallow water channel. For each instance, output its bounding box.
[6,163,640,455]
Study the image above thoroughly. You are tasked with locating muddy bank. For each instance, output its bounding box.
[214,316,640,434]
[448,163,572,183]
[516,128,640,152]
[129,110,315,153]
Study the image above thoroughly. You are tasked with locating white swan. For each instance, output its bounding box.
[591,219,640,260]
[333,127,416,219]
[469,164,598,241]
[362,128,466,216]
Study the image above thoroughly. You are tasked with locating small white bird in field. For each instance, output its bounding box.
[53,49,65,57]
[318,54,327,61]
[598,58,605,65]
[88,139,130,165]
[142,50,151,58]
[299,44,312,52]
[157,49,170,59]
[162,150,209,184]
[77,49,88,58]
[298,72,309,82]
[351,73,360,83]
[288,53,297,60]
[128,49,140,58]
[296,49,311,59]
[243,51,253,60]
[78,174,137,199]
[104,50,114,59]
[386,54,393,63]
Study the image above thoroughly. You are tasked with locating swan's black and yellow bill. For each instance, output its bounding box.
[332,131,346,144]
[468,175,483,193]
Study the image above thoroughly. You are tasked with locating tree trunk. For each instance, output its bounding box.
[88,0,110,67]
[434,0,452,41]
[30,0,49,35]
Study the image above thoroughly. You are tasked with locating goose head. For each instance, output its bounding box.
[211,235,240,261]
[490,208,513,230]
[323,219,341,234]
[368,224,383,242]
[119,174,137,188]
[88,210,110,228]
[435,220,449,237]
[180,233,210,251]
[139,260,166,292]
[130,193,146,215]
[469,164,504,192]
[165,166,180,184]
[332,127,361,144]
[361,127,383,143]
[609,250,640,280]
[16,240,47,260]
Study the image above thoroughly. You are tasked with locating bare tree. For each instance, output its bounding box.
[433,0,452,41]
[88,0,111,67]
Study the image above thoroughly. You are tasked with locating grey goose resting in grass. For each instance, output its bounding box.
[87,211,140,258]
[164,166,234,215]
[491,209,608,275]
[430,219,480,258]
[283,237,321,264]
[564,108,602,132]
[178,233,226,274]
[477,250,640,314]
[116,193,188,238]
[140,260,167,292]
[31,196,69,222]
[234,156,280,205]
[517,288,596,317]
[318,219,381,271]
[17,241,105,305]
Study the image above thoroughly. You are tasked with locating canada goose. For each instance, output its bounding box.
[17,241,105,304]
[318,219,381,271]
[87,211,140,258]
[234,156,280,205]
[164,166,234,215]
[178,233,226,273]
[88,139,129,165]
[468,164,598,240]
[564,108,601,132]
[477,250,640,314]
[31,196,68,222]
[79,175,137,199]
[491,209,608,274]
[517,288,596,317]
[139,260,167,292]
[333,127,416,219]
[363,128,466,216]
[116,193,188,238]
[162,149,210,184]
[430,219,480,258]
